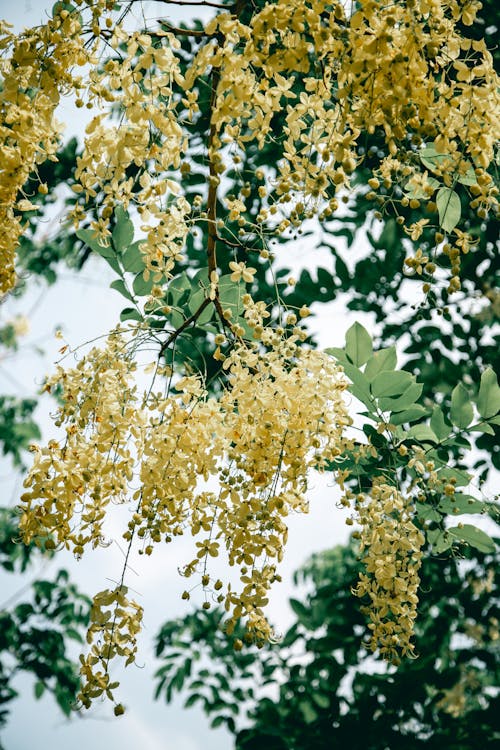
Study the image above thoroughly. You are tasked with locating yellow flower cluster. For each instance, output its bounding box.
[79,585,143,709]
[19,327,350,705]
[353,478,425,663]
[71,26,190,280]
[184,0,499,236]
[1,0,497,295]
[0,11,83,293]
[0,0,117,295]
[20,334,139,554]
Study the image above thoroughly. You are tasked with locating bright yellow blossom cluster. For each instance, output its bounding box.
[79,585,143,709]
[0,12,83,293]
[353,478,425,663]
[19,326,350,706]
[0,0,498,296]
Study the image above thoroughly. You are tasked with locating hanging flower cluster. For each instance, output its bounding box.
[352,478,425,664]
[0,1,115,294]
[19,326,350,707]
[0,0,498,296]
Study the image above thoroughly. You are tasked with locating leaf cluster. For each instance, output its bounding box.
[154,537,500,750]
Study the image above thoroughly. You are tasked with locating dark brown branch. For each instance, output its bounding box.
[159,296,212,355]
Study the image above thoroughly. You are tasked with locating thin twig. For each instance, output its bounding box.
[160,22,209,37]
[159,297,212,356]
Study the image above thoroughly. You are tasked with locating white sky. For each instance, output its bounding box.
[0,2,360,748]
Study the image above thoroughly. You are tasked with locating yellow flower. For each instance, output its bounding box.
[228,261,257,283]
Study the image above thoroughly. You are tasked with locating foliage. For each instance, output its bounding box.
[0,279,90,735]
[0,0,498,717]
[0,396,40,470]
[0,508,90,739]
[155,535,500,749]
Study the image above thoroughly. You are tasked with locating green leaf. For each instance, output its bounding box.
[477,367,500,419]
[299,701,318,724]
[438,467,471,487]
[430,406,452,441]
[447,525,496,554]
[437,494,484,516]
[211,716,229,729]
[76,228,115,259]
[342,363,375,412]
[450,383,473,428]
[419,146,450,174]
[110,279,134,302]
[133,272,154,297]
[168,272,191,304]
[120,307,143,322]
[363,346,397,380]
[378,382,423,412]
[34,681,45,700]
[469,422,495,436]
[456,164,477,186]
[415,502,442,522]
[112,206,134,252]
[426,528,452,554]
[170,309,185,328]
[390,405,428,425]
[188,288,213,325]
[312,693,330,710]
[345,322,372,366]
[121,241,145,274]
[436,187,461,233]
[407,424,438,443]
[219,275,244,318]
[289,598,311,625]
[371,370,414,398]
[405,176,440,199]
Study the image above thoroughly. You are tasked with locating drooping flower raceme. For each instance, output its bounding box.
[19,327,350,706]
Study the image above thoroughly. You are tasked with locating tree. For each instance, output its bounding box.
[0,0,498,718]
[154,535,500,749]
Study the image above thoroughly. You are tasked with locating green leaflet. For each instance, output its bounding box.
[430,406,452,441]
[436,187,461,233]
[390,405,428,425]
[419,146,451,174]
[132,271,155,297]
[377,382,423,412]
[120,307,143,322]
[363,346,397,380]
[406,424,438,443]
[426,528,452,554]
[188,288,214,325]
[447,525,496,554]
[437,494,484,516]
[345,322,372,366]
[112,206,134,253]
[121,241,145,274]
[341,362,374,411]
[371,370,414,398]
[110,278,133,302]
[450,383,473,429]
[477,367,500,419]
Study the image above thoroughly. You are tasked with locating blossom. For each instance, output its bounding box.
[228,261,257,284]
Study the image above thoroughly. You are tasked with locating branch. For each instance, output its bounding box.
[160,22,208,37]
[129,0,234,9]
[159,296,212,356]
